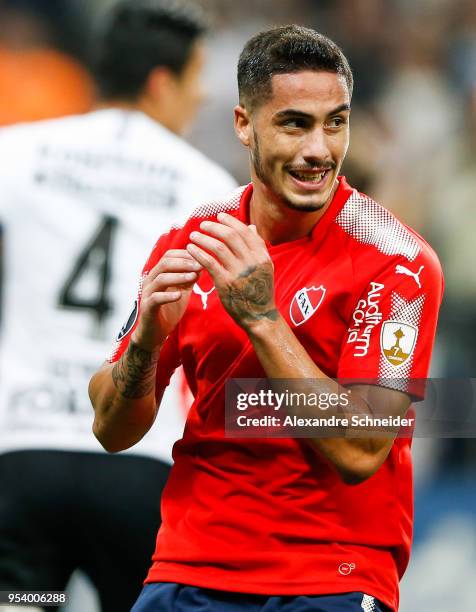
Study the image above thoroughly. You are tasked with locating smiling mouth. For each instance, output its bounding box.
[288,168,331,184]
[288,168,331,189]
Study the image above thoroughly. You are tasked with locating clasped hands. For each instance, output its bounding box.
[132,213,276,353]
[187,212,277,330]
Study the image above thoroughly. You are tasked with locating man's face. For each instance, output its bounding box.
[170,42,206,134]
[236,71,351,212]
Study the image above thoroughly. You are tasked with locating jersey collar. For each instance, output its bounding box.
[237,176,354,252]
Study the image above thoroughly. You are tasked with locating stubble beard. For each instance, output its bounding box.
[251,127,334,213]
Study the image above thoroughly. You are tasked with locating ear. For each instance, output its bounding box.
[234,104,252,147]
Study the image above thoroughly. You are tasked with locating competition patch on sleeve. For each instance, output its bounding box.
[380,321,417,367]
[116,299,138,341]
[378,292,425,378]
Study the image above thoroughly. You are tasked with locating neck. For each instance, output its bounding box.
[249,179,338,245]
[95,98,138,113]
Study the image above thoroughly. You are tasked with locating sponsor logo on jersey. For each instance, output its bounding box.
[380,320,418,367]
[193,283,215,310]
[290,286,326,326]
[347,282,384,357]
[116,299,139,341]
[395,263,424,288]
[338,562,356,576]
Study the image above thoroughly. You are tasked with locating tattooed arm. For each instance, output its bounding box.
[89,249,201,453]
[111,341,159,399]
[188,213,410,485]
[89,345,161,453]
[224,265,279,327]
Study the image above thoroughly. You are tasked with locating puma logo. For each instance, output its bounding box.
[395,264,424,288]
[192,283,215,309]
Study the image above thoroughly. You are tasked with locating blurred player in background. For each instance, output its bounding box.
[0,0,236,610]
[90,24,443,612]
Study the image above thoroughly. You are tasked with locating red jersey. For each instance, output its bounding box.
[110,178,443,611]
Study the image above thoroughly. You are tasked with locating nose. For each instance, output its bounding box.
[301,126,331,165]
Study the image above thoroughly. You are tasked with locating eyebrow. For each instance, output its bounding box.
[328,103,351,115]
[274,103,351,120]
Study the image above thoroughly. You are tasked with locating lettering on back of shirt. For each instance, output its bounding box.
[33,144,180,208]
[346,282,384,357]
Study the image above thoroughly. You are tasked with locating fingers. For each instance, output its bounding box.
[143,290,182,308]
[139,270,196,327]
[148,249,202,278]
[188,215,265,268]
[144,271,199,297]
[132,250,201,349]
[162,249,198,259]
[216,212,249,232]
[143,248,202,300]
[216,212,264,248]
[196,220,248,257]
[186,213,272,282]
[186,243,223,280]
[189,229,236,267]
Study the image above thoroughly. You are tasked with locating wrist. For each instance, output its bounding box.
[130,331,164,357]
[244,310,284,339]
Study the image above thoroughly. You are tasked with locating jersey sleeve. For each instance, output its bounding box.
[337,247,444,400]
[107,229,182,399]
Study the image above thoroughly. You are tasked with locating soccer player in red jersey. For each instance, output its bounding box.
[90,25,443,612]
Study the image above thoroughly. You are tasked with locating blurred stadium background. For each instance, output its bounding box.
[0,0,474,610]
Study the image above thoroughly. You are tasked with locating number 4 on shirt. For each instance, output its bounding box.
[57,215,118,326]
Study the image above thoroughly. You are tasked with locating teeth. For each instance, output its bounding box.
[292,171,325,182]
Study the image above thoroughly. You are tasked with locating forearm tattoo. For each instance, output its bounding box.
[112,341,159,399]
[224,265,278,324]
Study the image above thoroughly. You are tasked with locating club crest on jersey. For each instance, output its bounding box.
[116,299,139,341]
[380,321,417,367]
[290,286,326,326]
